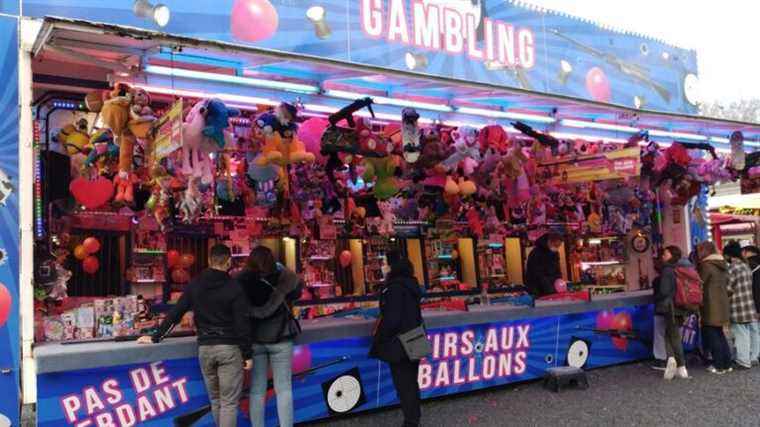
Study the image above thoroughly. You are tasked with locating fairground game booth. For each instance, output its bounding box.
[0,2,759,426]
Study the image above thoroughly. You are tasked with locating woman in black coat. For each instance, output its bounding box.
[369,252,424,427]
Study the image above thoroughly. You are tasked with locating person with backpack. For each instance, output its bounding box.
[654,245,691,380]
[237,246,303,427]
[724,241,759,369]
[138,244,252,427]
[370,251,425,427]
[696,241,732,374]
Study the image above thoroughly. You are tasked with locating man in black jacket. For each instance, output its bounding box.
[743,245,760,315]
[525,232,563,297]
[138,244,251,427]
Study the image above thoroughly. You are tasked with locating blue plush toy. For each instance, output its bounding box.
[202,98,240,149]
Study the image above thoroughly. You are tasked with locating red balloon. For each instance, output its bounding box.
[171,268,190,284]
[230,0,279,42]
[611,336,628,351]
[167,250,181,268]
[292,344,312,374]
[612,312,633,332]
[73,245,88,261]
[0,282,11,327]
[82,237,101,254]
[554,279,567,293]
[585,67,611,102]
[339,250,352,268]
[595,310,615,330]
[180,254,196,269]
[82,256,99,275]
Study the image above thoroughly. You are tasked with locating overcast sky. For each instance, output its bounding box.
[523,0,760,103]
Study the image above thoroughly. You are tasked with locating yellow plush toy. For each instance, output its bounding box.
[56,118,90,155]
[255,133,315,167]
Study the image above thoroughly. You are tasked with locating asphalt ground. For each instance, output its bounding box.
[305,360,760,427]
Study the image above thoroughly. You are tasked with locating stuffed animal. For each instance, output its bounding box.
[363,156,399,200]
[178,178,203,224]
[84,129,119,174]
[377,200,396,236]
[55,118,90,155]
[478,125,509,154]
[501,146,531,207]
[99,83,132,136]
[442,126,480,174]
[729,131,745,171]
[466,206,484,238]
[401,107,421,163]
[182,99,217,183]
[203,99,240,149]
[127,87,157,142]
[113,172,139,205]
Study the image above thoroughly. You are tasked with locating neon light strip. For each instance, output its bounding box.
[144,65,320,94]
[325,89,453,112]
[560,119,640,133]
[648,129,707,141]
[550,132,628,144]
[133,84,279,107]
[33,120,44,239]
[456,106,556,123]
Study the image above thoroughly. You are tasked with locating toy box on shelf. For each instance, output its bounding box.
[572,235,628,295]
[302,239,337,299]
[363,237,396,293]
[476,235,508,288]
[424,238,461,292]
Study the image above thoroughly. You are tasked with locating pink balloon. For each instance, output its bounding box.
[554,278,567,293]
[611,336,628,351]
[298,118,329,162]
[0,282,10,327]
[596,310,615,330]
[230,0,279,42]
[292,344,312,374]
[339,250,353,268]
[585,67,611,102]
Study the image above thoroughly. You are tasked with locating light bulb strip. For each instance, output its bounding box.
[33,120,44,239]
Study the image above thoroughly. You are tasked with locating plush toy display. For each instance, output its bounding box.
[401,107,421,163]
[363,156,399,200]
[182,99,216,183]
[56,119,91,155]
[203,98,240,148]
[442,126,480,174]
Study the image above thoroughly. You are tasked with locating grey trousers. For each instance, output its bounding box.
[199,345,244,427]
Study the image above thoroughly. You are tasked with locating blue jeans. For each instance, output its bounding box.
[250,341,294,427]
[731,322,760,367]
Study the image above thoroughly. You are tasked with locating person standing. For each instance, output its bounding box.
[654,245,690,380]
[237,246,303,427]
[649,268,668,371]
[525,233,563,297]
[370,252,424,427]
[724,241,759,369]
[695,241,733,374]
[745,245,760,366]
[138,244,251,427]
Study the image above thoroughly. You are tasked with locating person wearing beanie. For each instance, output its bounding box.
[724,241,759,369]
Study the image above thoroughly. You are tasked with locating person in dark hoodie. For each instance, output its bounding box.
[654,245,690,380]
[525,232,563,297]
[237,246,302,427]
[138,244,251,427]
[696,241,732,374]
[742,245,760,316]
[370,251,424,427]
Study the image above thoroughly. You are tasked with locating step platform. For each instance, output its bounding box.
[543,366,589,392]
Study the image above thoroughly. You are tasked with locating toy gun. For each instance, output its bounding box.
[549,29,671,102]
[676,141,718,160]
[576,326,650,345]
[511,121,560,151]
[173,356,350,427]
[328,97,374,128]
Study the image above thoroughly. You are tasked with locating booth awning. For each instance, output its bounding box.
[31,17,760,148]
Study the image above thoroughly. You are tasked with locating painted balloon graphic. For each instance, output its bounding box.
[230,0,279,42]
[585,67,611,103]
[0,283,11,328]
[611,312,633,351]
[292,344,312,373]
[595,310,615,330]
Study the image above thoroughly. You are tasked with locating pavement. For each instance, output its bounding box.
[305,360,760,427]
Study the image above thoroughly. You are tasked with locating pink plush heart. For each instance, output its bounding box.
[69,177,115,209]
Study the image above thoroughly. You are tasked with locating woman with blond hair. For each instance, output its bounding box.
[696,241,732,374]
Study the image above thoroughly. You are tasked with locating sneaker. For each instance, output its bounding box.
[650,360,667,371]
[708,368,727,375]
[752,360,759,367]
[664,357,677,380]
[676,366,690,379]
[734,362,751,371]
[706,366,718,373]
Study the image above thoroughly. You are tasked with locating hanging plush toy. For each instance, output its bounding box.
[377,200,396,236]
[729,131,745,171]
[255,104,315,167]
[178,178,203,224]
[182,100,216,183]
[55,118,90,155]
[501,146,531,207]
[442,126,480,175]
[401,107,421,163]
[363,156,399,200]
[478,125,509,154]
[203,98,240,149]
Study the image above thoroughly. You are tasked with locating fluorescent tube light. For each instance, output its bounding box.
[456,106,556,123]
[133,84,278,107]
[560,119,639,133]
[550,132,628,144]
[144,65,320,94]
[710,137,729,144]
[647,129,707,141]
[325,89,453,112]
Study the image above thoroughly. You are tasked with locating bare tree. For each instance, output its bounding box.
[700,99,760,124]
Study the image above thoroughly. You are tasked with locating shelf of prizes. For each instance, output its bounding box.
[26,19,757,427]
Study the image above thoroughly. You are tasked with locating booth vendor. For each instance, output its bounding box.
[525,232,564,297]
